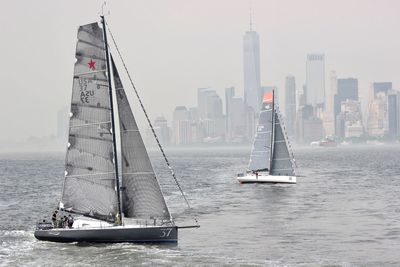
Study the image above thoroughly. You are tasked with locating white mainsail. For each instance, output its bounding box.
[60,22,118,221]
[248,91,274,172]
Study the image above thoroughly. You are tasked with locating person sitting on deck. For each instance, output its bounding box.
[67,215,74,228]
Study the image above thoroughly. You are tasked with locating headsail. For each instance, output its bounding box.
[111,56,171,220]
[270,112,295,176]
[60,22,118,221]
[248,91,274,172]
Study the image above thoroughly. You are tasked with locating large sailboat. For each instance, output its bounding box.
[237,91,297,184]
[34,16,197,243]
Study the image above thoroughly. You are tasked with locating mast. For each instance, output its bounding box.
[101,15,122,225]
[269,90,275,172]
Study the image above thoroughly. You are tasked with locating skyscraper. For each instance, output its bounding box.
[172,106,191,144]
[367,92,387,137]
[243,29,261,113]
[225,87,235,138]
[388,91,400,138]
[373,82,392,97]
[306,54,325,108]
[285,75,296,137]
[153,116,170,145]
[334,78,358,117]
[197,88,225,138]
[323,71,337,136]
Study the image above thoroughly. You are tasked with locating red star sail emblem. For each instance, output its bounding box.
[88,59,96,70]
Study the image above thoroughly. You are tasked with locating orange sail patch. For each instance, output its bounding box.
[263,91,273,103]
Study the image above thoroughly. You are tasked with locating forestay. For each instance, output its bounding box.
[248,92,274,172]
[60,22,118,221]
[270,113,295,176]
[111,57,171,221]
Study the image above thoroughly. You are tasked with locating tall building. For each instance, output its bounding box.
[367,92,387,137]
[373,82,392,97]
[323,71,337,136]
[230,97,246,141]
[243,29,261,113]
[172,106,191,144]
[334,78,358,116]
[295,104,324,143]
[388,90,400,138]
[153,116,170,145]
[197,88,225,140]
[225,87,235,116]
[285,75,296,137]
[225,87,235,138]
[306,54,325,108]
[197,88,223,120]
[335,100,364,138]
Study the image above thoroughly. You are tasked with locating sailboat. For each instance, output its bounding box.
[34,16,197,243]
[237,91,297,184]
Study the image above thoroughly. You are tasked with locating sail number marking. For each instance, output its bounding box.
[78,78,96,104]
[160,228,172,238]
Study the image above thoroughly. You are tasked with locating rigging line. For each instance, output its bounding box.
[105,22,198,226]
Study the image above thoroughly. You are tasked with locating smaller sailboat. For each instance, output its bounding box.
[237,91,296,184]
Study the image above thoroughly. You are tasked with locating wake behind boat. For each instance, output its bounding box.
[34,15,198,243]
[237,91,297,184]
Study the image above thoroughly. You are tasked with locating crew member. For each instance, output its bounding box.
[51,211,58,227]
[67,214,74,228]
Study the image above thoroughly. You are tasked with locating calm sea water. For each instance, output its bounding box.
[0,145,400,266]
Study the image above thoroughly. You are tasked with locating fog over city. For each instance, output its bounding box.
[0,0,399,151]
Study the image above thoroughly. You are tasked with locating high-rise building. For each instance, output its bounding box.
[322,71,337,137]
[335,100,364,138]
[388,90,400,138]
[197,88,223,120]
[172,106,191,144]
[367,92,387,137]
[225,87,235,138]
[334,78,358,116]
[295,104,324,143]
[153,116,170,145]
[243,30,261,113]
[373,82,392,97]
[285,75,296,137]
[225,87,235,116]
[197,88,225,139]
[306,54,325,108]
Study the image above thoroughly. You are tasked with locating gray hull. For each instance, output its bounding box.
[34,226,177,243]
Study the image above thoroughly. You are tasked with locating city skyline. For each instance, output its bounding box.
[1,0,400,146]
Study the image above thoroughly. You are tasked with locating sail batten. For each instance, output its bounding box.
[60,22,118,221]
[111,56,171,221]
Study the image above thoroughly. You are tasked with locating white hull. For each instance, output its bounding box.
[237,173,296,184]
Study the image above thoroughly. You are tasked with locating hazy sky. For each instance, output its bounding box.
[1,0,399,144]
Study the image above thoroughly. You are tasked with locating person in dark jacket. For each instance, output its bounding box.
[67,215,74,228]
[51,211,58,227]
